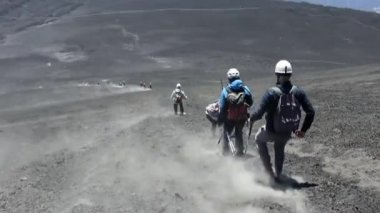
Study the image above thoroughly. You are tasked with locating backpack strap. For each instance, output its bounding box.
[289,85,297,94]
[271,86,282,95]
[225,87,232,94]
[272,85,297,95]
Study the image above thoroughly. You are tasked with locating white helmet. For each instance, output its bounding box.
[176,83,181,88]
[275,60,293,74]
[227,68,240,79]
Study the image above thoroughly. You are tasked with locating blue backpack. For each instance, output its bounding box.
[272,86,301,133]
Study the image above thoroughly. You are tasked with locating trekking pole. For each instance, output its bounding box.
[217,79,224,145]
[227,132,236,156]
[217,134,222,144]
[244,134,248,155]
[248,120,254,140]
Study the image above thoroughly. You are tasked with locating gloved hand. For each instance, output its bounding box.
[247,119,255,139]
[295,130,305,138]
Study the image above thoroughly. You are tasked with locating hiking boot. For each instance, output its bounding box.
[235,150,245,157]
[274,176,282,184]
[273,174,289,185]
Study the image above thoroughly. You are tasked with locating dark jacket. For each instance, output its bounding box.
[250,81,315,133]
[218,79,253,122]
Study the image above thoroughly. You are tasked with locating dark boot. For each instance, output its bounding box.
[274,138,288,178]
[234,121,245,156]
[222,122,234,156]
[257,141,276,179]
[179,101,185,115]
[173,103,178,115]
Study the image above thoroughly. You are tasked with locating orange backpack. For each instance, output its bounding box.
[226,87,248,121]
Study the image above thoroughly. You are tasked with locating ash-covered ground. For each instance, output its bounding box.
[0,0,379,212]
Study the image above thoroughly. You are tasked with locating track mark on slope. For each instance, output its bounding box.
[64,7,261,19]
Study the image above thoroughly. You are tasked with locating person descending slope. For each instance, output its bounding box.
[205,101,220,136]
[171,83,188,115]
[218,68,253,156]
[250,60,315,183]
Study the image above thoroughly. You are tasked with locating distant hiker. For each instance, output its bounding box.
[218,68,253,156]
[205,101,220,136]
[149,82,152,89]
[143,81,146,88]
[140,81,143,87]
[170,83,188,115]
[250,60,315,183]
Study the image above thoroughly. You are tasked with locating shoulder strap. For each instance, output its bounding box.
[289,85,301,105]
[271,87,283,110]
[226,86,245,95]
[272,85,297,95]
[271,86,282,95]
[289,85,297,94]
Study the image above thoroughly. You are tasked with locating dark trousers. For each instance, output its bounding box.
[173,100,184,114]
[222,120,246,156]
[255,125,291,178]
[206,114,217,136]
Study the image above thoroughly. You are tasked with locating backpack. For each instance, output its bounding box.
[272,85,301,133]
[205,102,220,122]
[174,90,183,102]
[226,87,248,121]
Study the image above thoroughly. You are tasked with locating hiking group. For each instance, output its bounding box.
[139,81,152,89]
[204,59,315,183]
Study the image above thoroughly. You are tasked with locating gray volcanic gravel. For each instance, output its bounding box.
[0,0,379,212]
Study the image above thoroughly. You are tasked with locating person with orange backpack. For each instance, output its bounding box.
[250,60,315,183]
[218,68,253,156]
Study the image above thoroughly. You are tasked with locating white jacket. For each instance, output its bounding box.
[171,88,187,102]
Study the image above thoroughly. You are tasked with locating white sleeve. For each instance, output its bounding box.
[182,91,187,99]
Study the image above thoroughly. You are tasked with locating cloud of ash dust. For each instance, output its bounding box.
[55,111,313,213]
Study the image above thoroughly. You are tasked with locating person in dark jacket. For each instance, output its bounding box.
[250,60,315,182]
[219,68,253,156]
